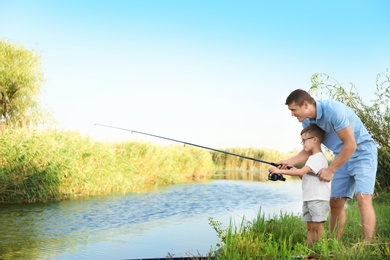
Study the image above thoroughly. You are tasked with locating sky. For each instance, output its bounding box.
[0,0,389,153]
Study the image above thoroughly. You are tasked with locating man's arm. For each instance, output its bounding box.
[318,125,357,182]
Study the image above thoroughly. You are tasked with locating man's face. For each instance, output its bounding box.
[287,101,307,122]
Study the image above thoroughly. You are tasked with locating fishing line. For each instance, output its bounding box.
[227,208,252,224]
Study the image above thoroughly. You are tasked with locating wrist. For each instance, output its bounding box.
[328,166,336,173]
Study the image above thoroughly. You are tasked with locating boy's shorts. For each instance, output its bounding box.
[331,149,377,199]
[302,200,329,222]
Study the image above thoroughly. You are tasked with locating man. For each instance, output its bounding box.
[280,89,377,242]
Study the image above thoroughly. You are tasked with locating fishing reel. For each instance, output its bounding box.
[268,173,286,182]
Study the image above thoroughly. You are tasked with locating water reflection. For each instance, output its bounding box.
[213,170,269,182]
[0,175,302,259]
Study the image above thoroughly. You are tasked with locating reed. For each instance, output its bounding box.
[0,127,324,203]
[210,198,390,259]
[0,128,215,203]
[211,147,295,171]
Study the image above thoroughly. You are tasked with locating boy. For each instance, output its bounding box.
[269,124,329,247]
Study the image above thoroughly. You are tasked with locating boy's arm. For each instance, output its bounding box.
[269,165,312,177]
[277,149,311,168]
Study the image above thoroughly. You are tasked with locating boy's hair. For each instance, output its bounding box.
[285,89,315,106]
[301,124,325,142]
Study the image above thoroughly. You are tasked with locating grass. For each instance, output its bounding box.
[0,128,293,203]
[209,198,390,259]
[0,128,216,203]
[211,147,296,171]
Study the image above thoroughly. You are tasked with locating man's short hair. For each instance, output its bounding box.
[285,89,315,106]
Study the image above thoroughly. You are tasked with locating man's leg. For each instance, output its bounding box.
[330,197,347,240]
[355,193,376,242]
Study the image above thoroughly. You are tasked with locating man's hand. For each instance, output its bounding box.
[276,160,290,170]
[318,167,335,182]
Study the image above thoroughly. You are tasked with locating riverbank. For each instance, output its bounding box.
[210,195,390,259]
[0,129,292,203]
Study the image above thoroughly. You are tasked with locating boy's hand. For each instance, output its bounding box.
[269,166,281,174]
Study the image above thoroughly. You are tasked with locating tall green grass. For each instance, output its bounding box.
[0,128,306,203]
[0,129,215,203]
[210,198,390,259]
[211,148,295,171]
[0,128,297,203]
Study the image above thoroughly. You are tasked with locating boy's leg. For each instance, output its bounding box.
[330,197,347,240]
[307,222,324,247]
[305,200,329,247]
[355,193,376,242]
[306,222,314,247]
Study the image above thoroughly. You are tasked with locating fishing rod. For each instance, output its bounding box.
[94,124,286,181]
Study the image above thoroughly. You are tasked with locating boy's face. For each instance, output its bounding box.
[301,132,315,152]
[287,101,309,122]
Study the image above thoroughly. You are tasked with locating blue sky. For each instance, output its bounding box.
[1,0,389,152]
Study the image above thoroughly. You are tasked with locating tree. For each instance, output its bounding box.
[0,40,44,128]
[309,69,390,191]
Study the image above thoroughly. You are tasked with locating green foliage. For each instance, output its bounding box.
[212,200,390,259]
[211,148,293,171]
[0,40,47,127]
[310,69,390,190]
[1,127,298,203]
[0,128,215,203]
[208,217,227,247]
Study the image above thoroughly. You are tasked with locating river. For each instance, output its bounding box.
[0,174,302,259]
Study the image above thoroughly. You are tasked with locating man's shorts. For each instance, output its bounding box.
[302,200,330,222]
[331,148,377,199]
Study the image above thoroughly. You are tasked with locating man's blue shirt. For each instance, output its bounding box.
[302,100,376,159]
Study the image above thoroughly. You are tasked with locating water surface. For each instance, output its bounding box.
[0,177,302,259]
